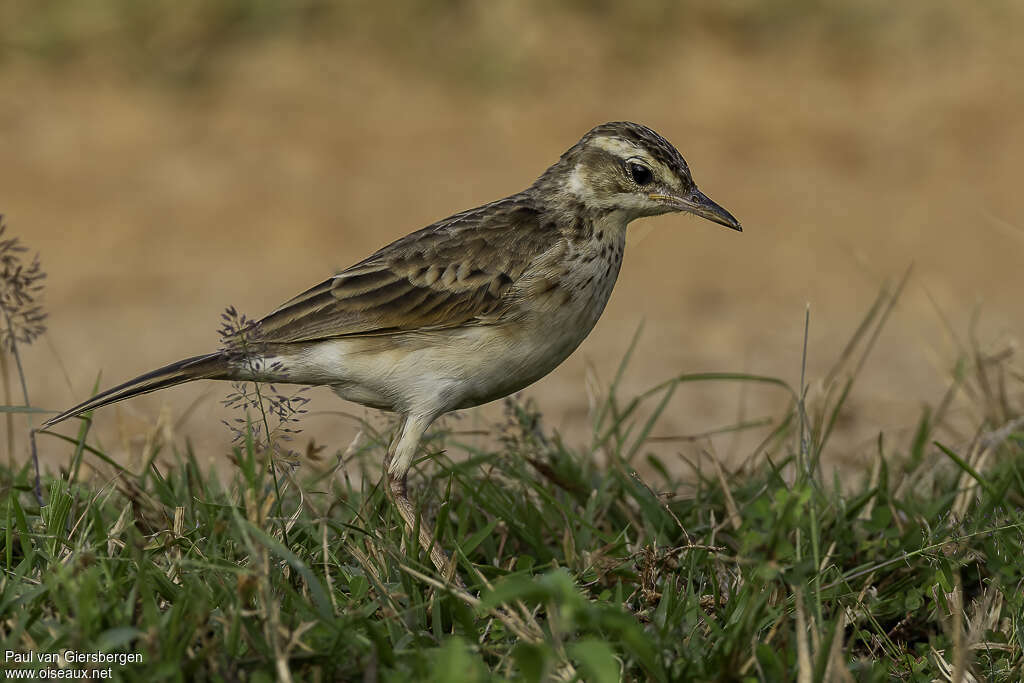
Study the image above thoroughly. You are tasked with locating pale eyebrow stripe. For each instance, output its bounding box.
[590,136,675,182]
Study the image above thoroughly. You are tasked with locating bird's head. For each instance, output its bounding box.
[536,121,741,231]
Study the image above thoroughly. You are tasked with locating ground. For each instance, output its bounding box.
[5,0,1024,478]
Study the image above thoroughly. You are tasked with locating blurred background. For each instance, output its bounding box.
[5,0,1023,475]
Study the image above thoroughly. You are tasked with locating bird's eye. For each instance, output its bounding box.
[627,162,653,186]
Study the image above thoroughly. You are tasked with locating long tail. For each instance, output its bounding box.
[41,352,231,430]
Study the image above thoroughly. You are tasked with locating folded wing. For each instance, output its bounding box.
[248,196,552,344]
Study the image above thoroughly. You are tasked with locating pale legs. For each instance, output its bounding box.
[384,413,459,582]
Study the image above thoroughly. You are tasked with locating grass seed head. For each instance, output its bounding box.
[0,216,47,350]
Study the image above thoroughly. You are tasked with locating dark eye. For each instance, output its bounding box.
[627,162,653,186]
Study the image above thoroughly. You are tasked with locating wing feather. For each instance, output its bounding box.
[246,195,552,344]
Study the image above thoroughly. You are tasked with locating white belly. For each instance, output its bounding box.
[275,311,591,415]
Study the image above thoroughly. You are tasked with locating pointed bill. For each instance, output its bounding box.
[650,189,742,231]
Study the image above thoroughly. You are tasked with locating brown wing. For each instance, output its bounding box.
[248,195,554,344]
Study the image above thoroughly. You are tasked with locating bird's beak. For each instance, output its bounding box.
[650,189,742,232]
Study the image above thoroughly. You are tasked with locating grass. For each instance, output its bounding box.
[3,0,1021,87]
[2,282,1024,681]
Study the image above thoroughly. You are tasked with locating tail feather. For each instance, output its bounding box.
[41,352,230,429]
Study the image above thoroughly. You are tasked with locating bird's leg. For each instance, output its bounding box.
[386,413,460,584]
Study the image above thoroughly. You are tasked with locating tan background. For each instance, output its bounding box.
[4,2,1023,475]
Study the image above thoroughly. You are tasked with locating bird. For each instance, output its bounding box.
[40,121,741,577]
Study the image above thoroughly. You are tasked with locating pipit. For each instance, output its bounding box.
[42,121,740,577]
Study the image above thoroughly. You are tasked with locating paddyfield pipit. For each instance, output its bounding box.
[42,121,741,576]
